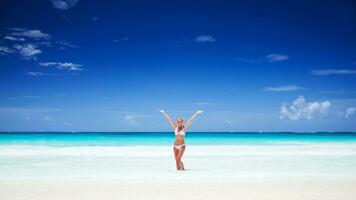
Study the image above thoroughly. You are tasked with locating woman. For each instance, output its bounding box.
[160,110,203,170]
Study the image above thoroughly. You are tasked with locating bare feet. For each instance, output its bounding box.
[178,161,185,170]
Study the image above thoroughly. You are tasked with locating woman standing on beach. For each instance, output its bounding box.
[160,110,203,170]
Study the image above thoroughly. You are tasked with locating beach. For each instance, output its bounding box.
[2,0,356,199]
[1,178,356,200]
[1,132,356,199]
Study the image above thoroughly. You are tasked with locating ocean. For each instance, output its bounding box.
[1,132,356,180]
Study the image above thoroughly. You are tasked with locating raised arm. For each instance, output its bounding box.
[185,110,203,131]
[159,110,176,129]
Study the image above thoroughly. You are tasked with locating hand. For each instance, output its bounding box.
[197,110,203,114]
[159,109,165,113]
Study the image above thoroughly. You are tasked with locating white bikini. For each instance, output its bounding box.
[174,126,186,150]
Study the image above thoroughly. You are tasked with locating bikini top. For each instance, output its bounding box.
[175,126,186,136]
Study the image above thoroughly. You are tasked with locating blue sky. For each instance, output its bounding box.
[0,0,356,132]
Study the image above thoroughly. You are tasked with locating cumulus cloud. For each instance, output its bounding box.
[195,35,216,43]
[265,53,289,62]
[310,69,356,76]
[6,28,76,50]
[1,29,51,60]
[280,96,331,120]
[40,62,83,71]
[263,85,301,92]
[51,0,79,10]
[124,115,138,126]
[345,107,356,119]
[13,44,42,58]
[1,41,42,59]
[1,27,78,61]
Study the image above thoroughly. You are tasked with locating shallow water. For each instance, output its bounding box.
[1,132,356,180]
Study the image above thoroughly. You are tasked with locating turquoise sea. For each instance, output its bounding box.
[1,132,356,180]
[1,132,356,146]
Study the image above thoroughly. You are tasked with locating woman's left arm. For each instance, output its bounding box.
[185,111,203,131]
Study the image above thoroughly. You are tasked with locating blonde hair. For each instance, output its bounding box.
[177,118,184,131]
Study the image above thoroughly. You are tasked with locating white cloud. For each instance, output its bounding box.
[320,90,346,94]
[280,96,331,120]
[0,107,60,115]
[56,40,78,49]
[224,120,234,126]
[3,28,77,61]
[2,41,43,59]
[13,44,42,58]
[21,95,41,99]
[53,93,68,97]
[51,0,79,10]
[311,69,356,76]
[124,115,138,126]
[37,41,52,47]
[263,85,301,92]
[265,53,289,62]
[4,36,25,41]
[345,107,356,119]
[0,45,15,55]
[237,53,289,64]
[113,37,129,42]
[195,102,216,106]
[235,57,261,64]
[10,28,51,39]
[7,27,24,31]
[26,71,44,76]
[8,27,75,47]
[43,116,55,122]
[195,35,216,43]
[40,62,83,71]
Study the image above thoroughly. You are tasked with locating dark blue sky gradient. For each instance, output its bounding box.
[0,0,356,131]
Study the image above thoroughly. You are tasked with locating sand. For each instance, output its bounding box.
[1,177,355,200]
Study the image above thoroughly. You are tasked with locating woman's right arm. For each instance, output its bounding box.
[159,110,176,129]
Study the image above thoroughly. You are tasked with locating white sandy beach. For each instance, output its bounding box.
[1,143,356,199]
[1,178,356,200]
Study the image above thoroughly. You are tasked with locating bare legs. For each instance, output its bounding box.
[173,147,179,170]
[173,146,186,170]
